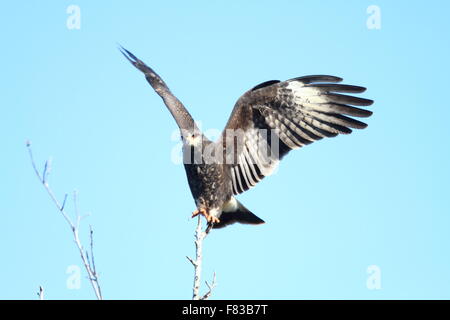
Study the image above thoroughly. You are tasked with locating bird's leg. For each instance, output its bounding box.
[205,216,220,234]
[192,208,209,219]
[192,208,220,224]
[207,215,220,224]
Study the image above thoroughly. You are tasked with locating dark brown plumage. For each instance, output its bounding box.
[120,47,373,230]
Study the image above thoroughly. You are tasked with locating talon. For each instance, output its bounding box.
[192,208,208,219]
[192,208,220,224]
[208,216,220,224]
[213,217,220,224]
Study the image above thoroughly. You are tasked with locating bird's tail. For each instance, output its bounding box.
[211,199,265,230]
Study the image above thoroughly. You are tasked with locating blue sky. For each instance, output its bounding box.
[2,1,450,299]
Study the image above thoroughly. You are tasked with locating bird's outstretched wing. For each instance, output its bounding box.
[219,76,373,195]
[119,46,198,132]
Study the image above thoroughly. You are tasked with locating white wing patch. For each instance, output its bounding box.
[229,125,281,194]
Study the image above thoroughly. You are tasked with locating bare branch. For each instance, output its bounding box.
[201,272,217,300]
[186,255,196,267]
[66,194,103,300]
[89,225,98,276]
[37,286,44,300]
[42,157,52,184]
[61,193,68,211]
[187,217,217,300]
[27,142,103,300]
[27,144,74,229]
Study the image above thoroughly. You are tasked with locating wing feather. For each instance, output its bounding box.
[218,76,373,195]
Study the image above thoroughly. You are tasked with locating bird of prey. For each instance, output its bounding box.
[120,47,373,230]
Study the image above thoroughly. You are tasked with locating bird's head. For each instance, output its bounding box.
[180,129,203,148]
[181,129,206,165]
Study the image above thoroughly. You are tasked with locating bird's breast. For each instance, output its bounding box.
[184,163,230,209]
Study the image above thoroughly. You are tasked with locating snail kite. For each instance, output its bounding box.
[120,47,373,230]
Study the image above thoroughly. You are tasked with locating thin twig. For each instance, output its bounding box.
[186,255,196,266]
[88,225,101,298]
[186,217,217,300]
[27,144,74,228]
[61,193,68,211]
[89,225,97,275]
[43,157,52,184]
[27,142,103,300]
[201,272,217,300]
[37,286,44,300]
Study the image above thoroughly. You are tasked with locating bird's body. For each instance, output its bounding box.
[120,47,373,230]
[184,156,229,218]
[182,136,260,228]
